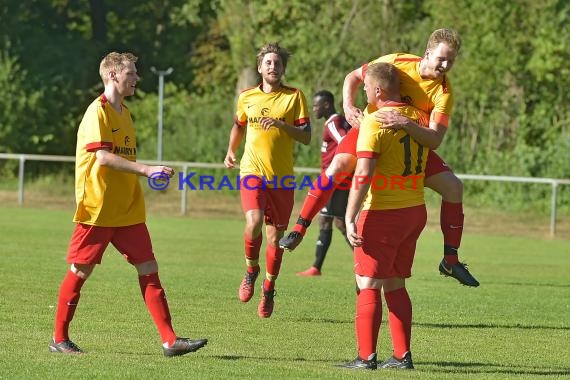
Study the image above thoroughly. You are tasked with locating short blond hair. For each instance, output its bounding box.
[426,28,461,53]
[99,52,138,83]
[366,62,400,92]
[256,42,290,71]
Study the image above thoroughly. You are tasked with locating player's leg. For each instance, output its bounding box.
[280,128,358,251]
[424,152,479,287]
[341,273,381,369]
[379,206,425,370]
[115,224,207,357]
[50,223,109,354]
[331,187,352,249]
[279,153,355,251]
[258,188,294,318]
[334,216,352,249]
[379,278,414,370]
[341,210,389,370]
[238,177,266,302]
[297,214,333,276]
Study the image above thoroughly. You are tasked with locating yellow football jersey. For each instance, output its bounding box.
[365,53,453,127]
[357,101,430,210]
[73,95,145,226]
[235,85,310,186]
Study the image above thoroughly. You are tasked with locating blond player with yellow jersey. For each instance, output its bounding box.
[50,52,207,357]
[224,42,311,318]
[341,62,427,371]
[73,94,145,226]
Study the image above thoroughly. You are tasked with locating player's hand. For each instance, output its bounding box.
[147,165,175,178]
[259,117,282,130]
[224,152,237,168]
[344,105,364,128]
[346,221,363,247]
[375,110,410,130]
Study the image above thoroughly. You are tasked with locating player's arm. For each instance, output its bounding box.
[375,111,447,149]
[260,118,311,145]
[345,156,376,247]
[224,121,245,168]
[95,149,174,178]
[342,66,365,127]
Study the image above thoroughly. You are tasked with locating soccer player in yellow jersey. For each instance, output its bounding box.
[50,52,207,356]
[280,28,479,287]
[340,62,427,370]
[224,42,311,318]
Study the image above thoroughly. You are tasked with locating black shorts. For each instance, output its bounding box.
[320,188,349,218]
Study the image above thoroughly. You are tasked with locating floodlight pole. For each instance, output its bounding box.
[150,66,173,161]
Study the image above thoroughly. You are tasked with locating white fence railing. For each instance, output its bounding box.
[1,153,569,236]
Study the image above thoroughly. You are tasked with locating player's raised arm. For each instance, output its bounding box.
[342,66,365,127]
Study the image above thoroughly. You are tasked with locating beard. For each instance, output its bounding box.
[263,73,282,85]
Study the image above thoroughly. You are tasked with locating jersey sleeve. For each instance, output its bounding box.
[84,104,114,152]
[431,78,454,127]
[356,116,380,159]
[294,90,310,126]
[235,92,248,127]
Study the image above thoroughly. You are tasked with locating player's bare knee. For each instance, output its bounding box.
[426,172,463,202]
[71,263,95,279]
[135,260,158,276]
[444,175,463,201]
[325,154,356,177]
[334,217,346,233]
[355,274,382,290]
[319,215,333,230]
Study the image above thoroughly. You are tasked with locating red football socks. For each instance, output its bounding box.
[265,244,284,282]
[293,174,337,235]
[244,233,262,271]
[441,201,464,265]
[355,288,381,360]
[53,270,86,342]
[139,272,176,346]
[384,287,412,359]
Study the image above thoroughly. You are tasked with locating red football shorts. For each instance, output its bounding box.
[335,127,359,156]
[67,223,155,265]
[425,151,452,178]
[354,205,427,279]
[240,176,294,231]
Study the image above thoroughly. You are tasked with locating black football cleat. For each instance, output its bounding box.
[338,353,377,370]
[378,352,414,369]
[163,337,208,357]
[439,259,480,287]
[49,339,83,354]
[279,231,304,251]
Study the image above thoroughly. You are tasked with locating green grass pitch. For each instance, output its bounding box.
[0,206,568,379]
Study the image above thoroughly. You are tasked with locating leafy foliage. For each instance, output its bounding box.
[0,0,569,209]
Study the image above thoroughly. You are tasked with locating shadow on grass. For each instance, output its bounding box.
[416,322,570,331]
[204,355,570,376]
[212,354,344,364]
[499,281,570,289]
[424,361,570,376]
[287,316,352,324]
